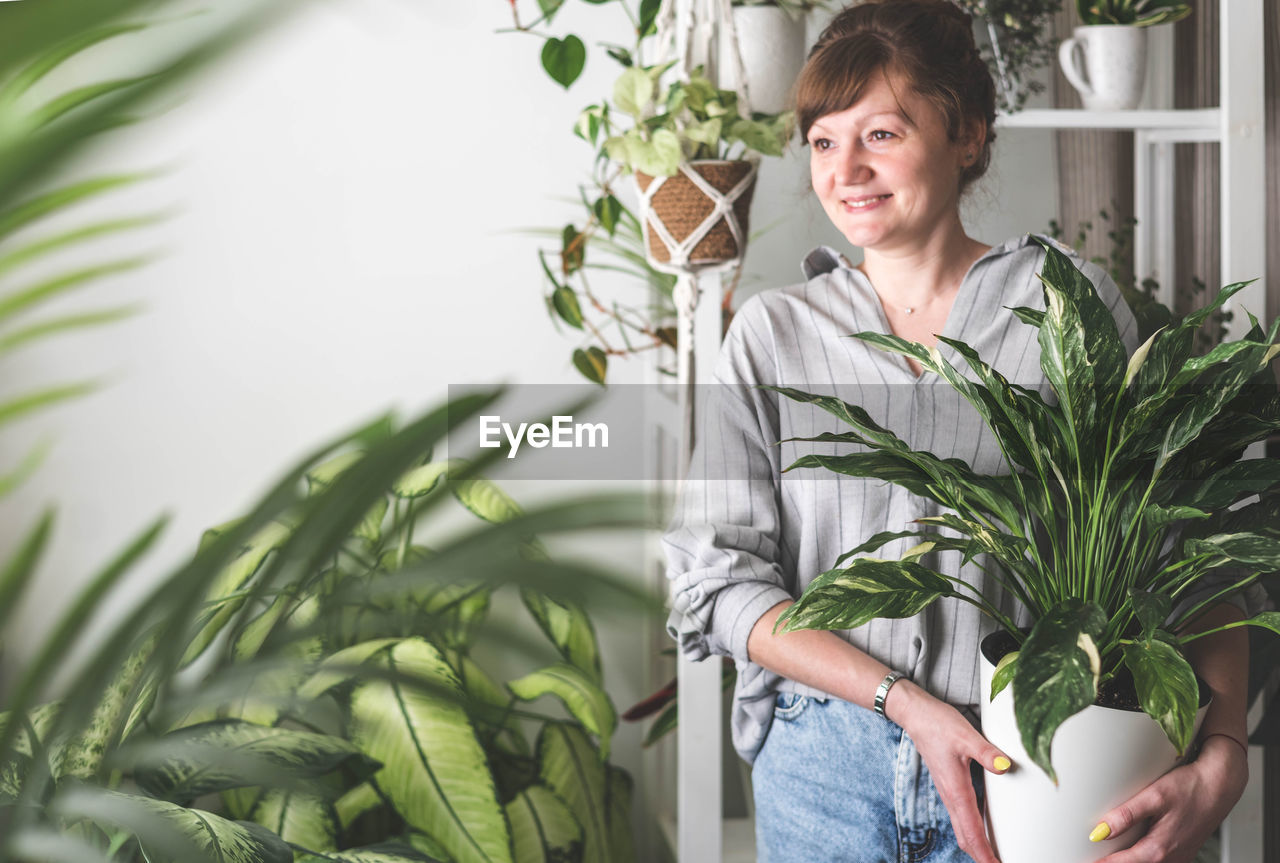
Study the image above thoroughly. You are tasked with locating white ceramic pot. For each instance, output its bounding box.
[1058,25,1149,111]
[717,6,807,115]
[979,631,1209,863]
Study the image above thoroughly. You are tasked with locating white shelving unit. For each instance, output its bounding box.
[667,2,1269,861]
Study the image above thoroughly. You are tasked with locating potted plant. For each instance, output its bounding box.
[719,0,833,114]
[584,63,792,273]
[952,0,1062,112]
[1059,0,1192,109]
[1,394,655,862]
[769,241,1279,863]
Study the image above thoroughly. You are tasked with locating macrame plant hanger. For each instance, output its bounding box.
[651,6,755,858]
[649,0,753,471]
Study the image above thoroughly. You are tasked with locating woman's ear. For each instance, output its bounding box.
[962,118,987,161]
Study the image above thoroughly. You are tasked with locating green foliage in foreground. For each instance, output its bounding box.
[0,392,656,863]
[772,240,1280,781]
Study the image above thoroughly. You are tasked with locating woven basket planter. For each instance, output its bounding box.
[635,159,758,274]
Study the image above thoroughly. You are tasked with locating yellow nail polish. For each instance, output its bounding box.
[993,756,1011,772]
[1089,823,1111,843]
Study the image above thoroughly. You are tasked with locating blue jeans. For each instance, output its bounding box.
[752,693,984,863]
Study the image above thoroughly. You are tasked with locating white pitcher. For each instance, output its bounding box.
[1058,25,1149,111]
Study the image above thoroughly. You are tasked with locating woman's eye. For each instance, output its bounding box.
[868,129,895,142]
[810,137,833,151]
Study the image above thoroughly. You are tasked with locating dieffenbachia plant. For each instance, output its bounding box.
[769,241,1280,780]
[0,392,654,863]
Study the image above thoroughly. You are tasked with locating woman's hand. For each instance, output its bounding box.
[887,681,1012,863]
[1091,735,1249,863]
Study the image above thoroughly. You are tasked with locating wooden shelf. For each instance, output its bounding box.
[996,107,1220,140]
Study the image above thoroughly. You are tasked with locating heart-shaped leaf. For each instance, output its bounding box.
[541,36,585,89]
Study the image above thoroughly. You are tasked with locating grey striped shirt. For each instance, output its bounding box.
[663,234,1142,763]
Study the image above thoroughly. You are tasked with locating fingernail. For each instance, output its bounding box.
[1089,823,1111,843]
[993,756,1011,772]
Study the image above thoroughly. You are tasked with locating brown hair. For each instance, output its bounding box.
[793,0,997,192]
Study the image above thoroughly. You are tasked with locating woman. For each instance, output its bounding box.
[663,2,1251,861]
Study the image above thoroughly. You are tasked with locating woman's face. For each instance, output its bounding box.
[807,71,974,254]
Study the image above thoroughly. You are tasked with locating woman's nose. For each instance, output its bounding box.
[835,148,872,186]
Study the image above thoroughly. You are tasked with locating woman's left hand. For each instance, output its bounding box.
[1091,735,1249,863]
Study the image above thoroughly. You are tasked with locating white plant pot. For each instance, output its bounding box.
[1058,25,1149,111]
[717,6,806,115]
[979,631,1209,863]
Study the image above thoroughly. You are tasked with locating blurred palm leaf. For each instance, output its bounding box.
[0,0,297,492]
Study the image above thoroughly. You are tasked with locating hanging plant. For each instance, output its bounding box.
[951,0,1063,112]
[500,0,662,90]
[500,5,794,383]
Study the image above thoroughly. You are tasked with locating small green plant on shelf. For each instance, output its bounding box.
[954,0,1063,112]
[1076,0,1191,27]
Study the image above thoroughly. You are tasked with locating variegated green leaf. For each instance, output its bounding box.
[350,638,511,863]
[394,461,461,498]
[1141,503,1210,529]
[762,385,911,453]
[1129,590,1173,635]
[306,451,364,492]
[1037,270,1096,463]
[334,781,383,831]
[453,476,522,523]
[134,719,378,800]
[181,520,292,667]
[414,582,492,651]
[1181,458,1280,512]
[538,723,608,863]
[298,638,400,700]
[509,663,617,759]
[251,789,339,850]
[453,653,528,754]
[1185,532,1280,570]
[1240,611,1280,636]
[405,831,452,861]
[295,843,440,863]
[914,513,1031,570]
[522,590,602,683]
[54,787,292,863]
[777,560,955,634]
[990,650,1018,701]
[57,633,154,780]
[1013,599,1108,781]
[506,785,583,863]
[1123,638,1200,755]
[606,766,635,863]
[1008,305,1046,328]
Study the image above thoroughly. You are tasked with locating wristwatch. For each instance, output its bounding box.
[874,670,906,719]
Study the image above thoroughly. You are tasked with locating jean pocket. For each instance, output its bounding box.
[773,692,811,721]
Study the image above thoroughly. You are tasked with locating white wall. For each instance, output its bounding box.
[0,1,1057,854]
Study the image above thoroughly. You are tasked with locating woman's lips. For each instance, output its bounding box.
[843,194,892,210]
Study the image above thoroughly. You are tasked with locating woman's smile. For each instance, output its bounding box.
[843,194,893,210]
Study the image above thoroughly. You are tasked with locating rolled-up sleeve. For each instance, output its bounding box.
[663,298,794,666]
